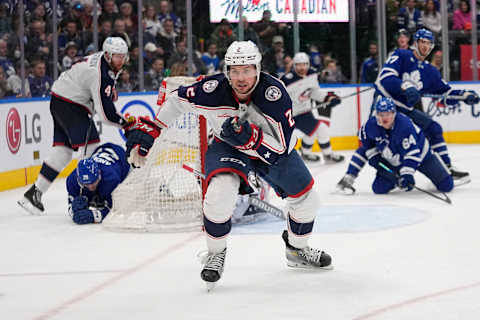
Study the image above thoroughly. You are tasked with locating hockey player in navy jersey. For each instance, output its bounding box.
[281,52,344,163]
[18,37,131,215]
[66,143,130,224]
[358,97,453,194]
[336,28,478,193]
[123,41,332,289]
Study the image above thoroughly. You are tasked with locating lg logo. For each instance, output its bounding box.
[6,108,21,154]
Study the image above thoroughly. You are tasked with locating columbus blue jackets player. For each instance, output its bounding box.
[123,41,333,289]
[18,37,131,215]
[359,97,453,194]
[336,28,478,193]
[281,52,344,163]
[67,143,130,224]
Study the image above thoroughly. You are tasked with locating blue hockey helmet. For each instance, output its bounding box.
[414,28,435,57]
[375,97,396,113]
[77,159,100,186]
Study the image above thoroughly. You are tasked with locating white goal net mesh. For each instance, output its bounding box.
[104,77,206,232]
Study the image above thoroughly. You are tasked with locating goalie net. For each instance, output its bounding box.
[103,77,207,232]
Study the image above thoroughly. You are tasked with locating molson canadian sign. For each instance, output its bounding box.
[209,0,349,23]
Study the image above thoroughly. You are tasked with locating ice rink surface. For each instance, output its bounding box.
[1,145,480,320]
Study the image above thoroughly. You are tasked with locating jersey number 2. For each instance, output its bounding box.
[284,109,295,127]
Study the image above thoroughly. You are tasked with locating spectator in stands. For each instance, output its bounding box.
[421,0,441,38]
[319,58,346,83]
[145,57,166,91]
[234,16,262,52]
[276,55,293,79]
[144,42,159,71]
[453,0,472,30]
[98,19,113,48]
[8,60,31,97]
[28,60,52,97]
[60,2,84,32]
[262,35,286,76]
[112,18,132,47]
[177,25,199,50]
[157,17,177,59]
[388,28,411,57]
[309,44,322,70]
[0,66,12,98]
[58,19,84,55]
[0,3,12,38]
[144,4,162,38]
[430,49,443,71]
[119,1,137,37]
[61,42,80,71]
[397,0,423,34]
[210,18,236,59]
[167,39,206,76]
[158,0,182,34]
[253,10,278,52]
[201,42,220,75]
[99,0,119,25]
[0,39,15,78]
[29,4,51,32]
[360,42,379,83]
[117,68,138,92]
[169,61,187,76]
[26,19,51,62]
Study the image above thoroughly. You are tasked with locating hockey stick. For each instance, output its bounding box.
[182,164,286,219]
[293,87,374,117]
[422,93,466,100]
[379,162,452,204]
[82,113,95,158]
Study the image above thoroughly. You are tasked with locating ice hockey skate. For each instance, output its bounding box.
[336,174,356,195]
[17,185,45,215]
[299,148,321,162]
[323,152,345,163]
[199,248,226,291]
[282,230,333,270]
[448,165,471,186]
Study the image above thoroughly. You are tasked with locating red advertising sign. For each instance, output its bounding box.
[460,44,480,80]
[6,108,21,154]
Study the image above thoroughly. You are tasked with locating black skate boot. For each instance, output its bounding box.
[447,165,471,186]
[18,185,45,215]
[300,148,321,162]
[200,248,226,291]
[282,230,333,270]
[336,174,356,195]
[324,152,345,163]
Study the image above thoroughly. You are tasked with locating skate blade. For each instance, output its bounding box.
[205,281,216,292]
[286,261,334,270]
[333,186,355,195]
[453,176,471,187]
[17,198,45,216]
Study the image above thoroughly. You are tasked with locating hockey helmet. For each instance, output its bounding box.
[77,159,100,186]
[102,37,129,63]
[224,41,262,93]
[414,28,435,57]
[375,97,396,113]
[293,52,310,66]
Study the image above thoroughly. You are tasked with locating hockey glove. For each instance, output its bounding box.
[325,91,341,108]
[404,87,420,107]
[71,196,88,213]
[398,174,415,192]
[124,117,162,168]
[72,208,104,224]
[221,117,263,150]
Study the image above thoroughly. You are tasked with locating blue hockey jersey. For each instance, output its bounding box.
[66,143,130,219]
[360,112,430,176]
[374,49,450,111]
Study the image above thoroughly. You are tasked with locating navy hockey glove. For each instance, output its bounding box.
[221,117,263,150]
[404,87,420,107]
[71,196,88,213]
[72,208,105,224]
[124,117,162,168]
[325,91,341,108]
[398,174,415,192]
[462,90,480,105]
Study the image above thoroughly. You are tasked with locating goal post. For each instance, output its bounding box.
[103,77,207,232]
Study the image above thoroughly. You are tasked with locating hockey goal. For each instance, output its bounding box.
[103,77,208,232]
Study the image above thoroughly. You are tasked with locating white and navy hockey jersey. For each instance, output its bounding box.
[155,73,296,165]
[375,49,450,111]
[360,112,429,176]
[51,52,127,127]
[66,143,130,220]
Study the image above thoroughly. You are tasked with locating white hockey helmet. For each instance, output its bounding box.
[102,37,129,63]
[293,52,310,66]
[224,41,262,93]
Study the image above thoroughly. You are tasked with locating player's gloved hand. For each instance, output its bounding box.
[404,87,420,107]
[72,208,104,224]
[463,90,480,105]
[221,117,263,150]
[124,117,162,168]
[71,196,88,212]
[398,174,415,192]
[325,91,341,108]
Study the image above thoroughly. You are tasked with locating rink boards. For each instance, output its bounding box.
[1,83,479,191]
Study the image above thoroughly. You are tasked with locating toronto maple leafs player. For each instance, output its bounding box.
[18,37,131,215]
[281,52,344,163]
[358,97,453,194]
[67,143,130,224]
[336,28,478,193]
[123,41,333,289]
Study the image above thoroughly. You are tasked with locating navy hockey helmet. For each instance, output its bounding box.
[375,97,396,113]
[414,28,435,57]
[77,159,100,186]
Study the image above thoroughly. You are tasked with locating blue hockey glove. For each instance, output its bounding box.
[221,117,263,150]
[72,208,95,224]
[398,174,415,192]
[124,117,162,168]
[464,90,480,105]
[325,91,341,108]
[71,196,88,212]
[404,87,420,107]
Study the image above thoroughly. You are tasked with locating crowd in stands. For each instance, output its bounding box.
[0,0,476,99]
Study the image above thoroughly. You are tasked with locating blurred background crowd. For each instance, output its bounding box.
[0,0,477,99]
